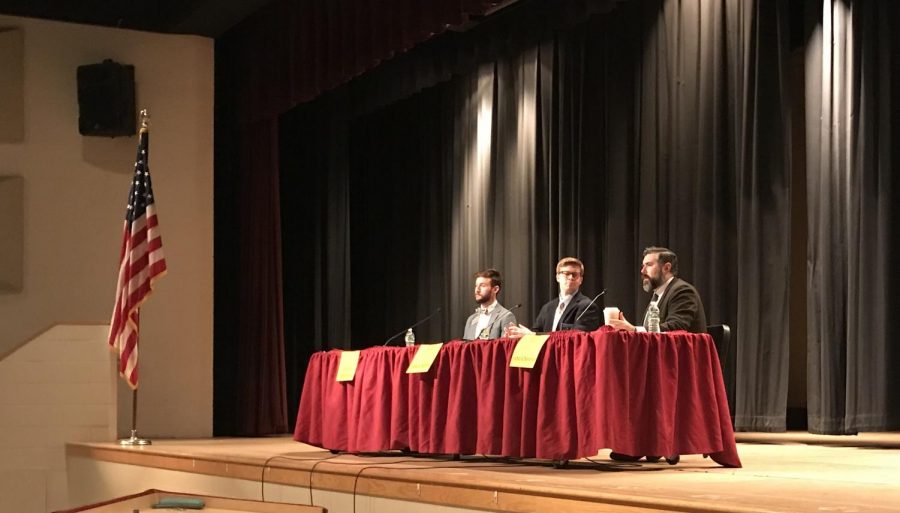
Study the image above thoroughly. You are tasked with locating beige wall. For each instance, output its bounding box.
[0,325,113,513]
[0,15,214,439]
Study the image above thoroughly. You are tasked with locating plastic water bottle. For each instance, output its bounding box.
[404,328,416,346]
[647,303,661,333]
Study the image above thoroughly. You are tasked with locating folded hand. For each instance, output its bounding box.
[606,311,636,332]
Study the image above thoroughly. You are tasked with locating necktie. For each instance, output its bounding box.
[475,306,489,315]
[552,301,566,331]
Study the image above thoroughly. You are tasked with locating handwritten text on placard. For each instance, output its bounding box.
[407,343,444,373]
[510,335,550,368]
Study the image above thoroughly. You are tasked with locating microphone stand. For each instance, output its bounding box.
[383,308,442,346]
[574,289,606,322]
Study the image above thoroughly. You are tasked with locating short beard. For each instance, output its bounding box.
[642,275,662,293]
[475,294,492,304]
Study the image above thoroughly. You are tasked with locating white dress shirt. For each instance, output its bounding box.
[552,293,575,331]
[473,300,498,336]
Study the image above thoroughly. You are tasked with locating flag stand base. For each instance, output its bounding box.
[118,429,152,446]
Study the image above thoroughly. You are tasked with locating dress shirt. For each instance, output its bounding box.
[473,300,498,336]
[552,292,575,331]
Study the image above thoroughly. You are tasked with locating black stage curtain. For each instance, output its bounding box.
[805,0,900,434]
[347,83,453,344]
[565,0,793,431]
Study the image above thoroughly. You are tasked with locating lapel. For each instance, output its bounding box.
[487,304,503,327]
[465,313,478,339]
[560,292,580,322]
[546,297,562,321]
[656,278,680,318]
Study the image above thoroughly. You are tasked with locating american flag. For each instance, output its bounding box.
[108,125,167,389]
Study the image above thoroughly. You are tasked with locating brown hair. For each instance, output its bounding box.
[473,268,502,289]
[555,257,585,276]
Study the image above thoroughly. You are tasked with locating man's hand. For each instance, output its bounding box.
[505,323,535,339]
[606,311,636,332]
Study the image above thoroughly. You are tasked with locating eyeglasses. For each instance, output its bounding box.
[557,270,581,279]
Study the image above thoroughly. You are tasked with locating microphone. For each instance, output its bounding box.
[383,308,442,346]
[479,303,523,339]
[574,289,606,322]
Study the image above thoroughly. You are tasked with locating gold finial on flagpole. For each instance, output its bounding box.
[139,109,150,132]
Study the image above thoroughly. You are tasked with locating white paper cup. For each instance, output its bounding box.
[603,307,620,324]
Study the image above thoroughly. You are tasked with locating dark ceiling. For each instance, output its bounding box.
[0,0,273,37]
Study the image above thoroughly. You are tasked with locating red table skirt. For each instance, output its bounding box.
[293,326,741,467]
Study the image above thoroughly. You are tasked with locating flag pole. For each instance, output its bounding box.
[119,388,151,446]
[116,109,154,447]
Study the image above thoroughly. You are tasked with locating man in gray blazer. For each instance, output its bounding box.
[607,246,707,333]
[463,269,517,340]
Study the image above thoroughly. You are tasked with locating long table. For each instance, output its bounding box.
[293,326,741,467]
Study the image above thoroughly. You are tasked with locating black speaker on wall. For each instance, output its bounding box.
[77,59,136,137]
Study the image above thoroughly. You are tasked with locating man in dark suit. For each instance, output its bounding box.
[606,247,707,464]
[506,257,601,338]
[607,246,707,333]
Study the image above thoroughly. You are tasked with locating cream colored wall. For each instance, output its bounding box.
[0,325,113,513]
[0,15,213,439]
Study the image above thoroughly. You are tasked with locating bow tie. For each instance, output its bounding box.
[475,307,489,315]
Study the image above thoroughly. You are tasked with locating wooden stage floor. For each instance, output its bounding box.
[66,432,900,513]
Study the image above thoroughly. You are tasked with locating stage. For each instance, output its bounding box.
[65,432,900,512]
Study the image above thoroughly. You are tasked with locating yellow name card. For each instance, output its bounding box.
[510,334,550,368]
[406,343,444,374]
[336,350,361,382]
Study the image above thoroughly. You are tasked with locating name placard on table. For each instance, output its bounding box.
[336,350,360,381]
[510,334,550,368]
[336,335,552,381]
[407,343,444,373]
